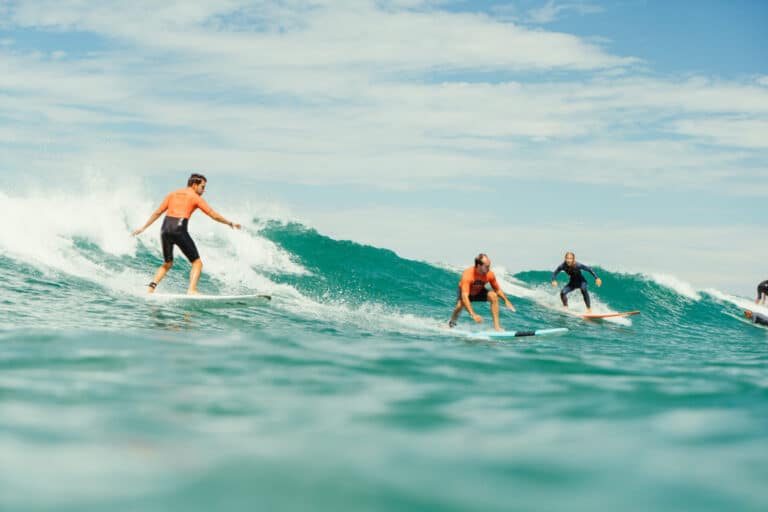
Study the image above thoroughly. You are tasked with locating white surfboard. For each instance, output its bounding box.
[451,327,568,339]
[147,293,271,307]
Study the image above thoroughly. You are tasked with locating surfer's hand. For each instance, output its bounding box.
[472,314,483,324]
[551,281,558,287]
[505,301,516,312]
[131,228,143,236]
[229,222,242,230]
[596,278,602,287]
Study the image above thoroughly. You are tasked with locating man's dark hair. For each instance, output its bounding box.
[474,253,488,266]
[188,173,207,186]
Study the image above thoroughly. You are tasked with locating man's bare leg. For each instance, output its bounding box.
[149,261,173,293]
[488,291,502,331]
[187,259,203,294]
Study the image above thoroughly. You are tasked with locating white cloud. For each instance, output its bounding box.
[0,0,764,196]
[4,0,633,71]
[671,118,768,149]
[527,0,603,24]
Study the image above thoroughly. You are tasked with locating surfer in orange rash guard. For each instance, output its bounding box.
[132,174,241,294]
[448,253,516,331]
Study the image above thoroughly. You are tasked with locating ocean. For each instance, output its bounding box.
[1,187,766,512]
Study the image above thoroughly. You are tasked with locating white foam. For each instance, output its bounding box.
[0,178,143,281]
[0,176,305,283]
[704,288,768,317]
[645,273,701,301]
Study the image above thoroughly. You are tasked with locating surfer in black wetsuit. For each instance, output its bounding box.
[756,280,768,305]
[551,252,602,313]
[744,310,768,327]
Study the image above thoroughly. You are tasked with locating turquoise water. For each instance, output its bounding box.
[1,215,767,511]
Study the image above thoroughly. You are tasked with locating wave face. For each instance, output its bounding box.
[1,186,767,512]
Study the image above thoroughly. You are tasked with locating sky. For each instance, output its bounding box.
[0,0,766,294]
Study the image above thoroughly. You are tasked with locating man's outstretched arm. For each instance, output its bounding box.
[207,210,241,230]
[132,209,164,236]
[133,195,169,236]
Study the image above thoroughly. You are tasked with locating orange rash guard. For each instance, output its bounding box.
[157,187,213,219]
[458,267,501,296]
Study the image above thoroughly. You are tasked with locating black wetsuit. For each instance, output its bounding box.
[757,280,768,300]
[551,262,599,309]
[161,216,200,263]
[750,312,768,327]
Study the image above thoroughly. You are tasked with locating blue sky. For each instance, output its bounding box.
[0,0,766,293]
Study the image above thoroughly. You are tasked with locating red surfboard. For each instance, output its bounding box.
[582,310,640,319]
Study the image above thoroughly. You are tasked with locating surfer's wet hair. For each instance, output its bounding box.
[188,173,207,186]
[474,253,489,266]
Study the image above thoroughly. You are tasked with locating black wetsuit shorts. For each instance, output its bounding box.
[758,280,768,298]
[456,286,488,302]
[161,216,200,263]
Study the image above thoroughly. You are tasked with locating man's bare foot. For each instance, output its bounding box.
[187,289,202,295]
[756,299,760,304]
[494,326,504,332]
[586,308,593,313]
[148,287,155,294]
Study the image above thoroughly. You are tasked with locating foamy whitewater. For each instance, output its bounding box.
[1,184,766,512]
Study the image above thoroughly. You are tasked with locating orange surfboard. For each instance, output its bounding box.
[582,310,640,319]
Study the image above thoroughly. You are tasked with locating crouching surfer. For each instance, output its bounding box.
[449,253,515,331]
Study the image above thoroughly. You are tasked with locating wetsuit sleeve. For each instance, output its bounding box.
[196,196,213,215]
[578,263,598,279]
[488,272,501,292]
[551,263,565,281]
